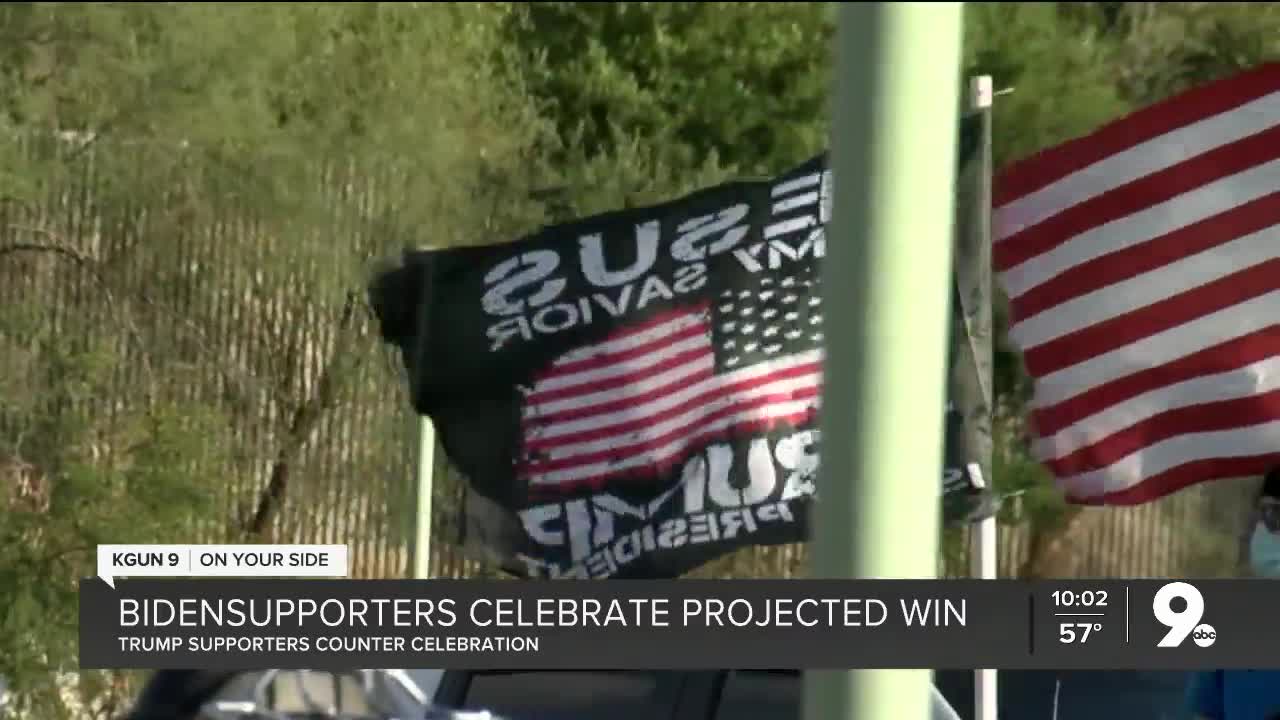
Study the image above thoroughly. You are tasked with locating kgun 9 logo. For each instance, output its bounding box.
[1152,582,1216,648]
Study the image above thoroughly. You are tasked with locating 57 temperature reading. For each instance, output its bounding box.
[1059,622,1101,643]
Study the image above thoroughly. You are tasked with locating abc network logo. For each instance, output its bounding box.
[1153,581,1216,648]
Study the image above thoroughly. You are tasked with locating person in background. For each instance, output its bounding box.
[1186,469,1280,720]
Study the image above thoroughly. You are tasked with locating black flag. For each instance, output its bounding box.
[371,116,993,579]
[946,109,996,522]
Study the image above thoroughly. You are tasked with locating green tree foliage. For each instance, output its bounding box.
[0,308,228,719]
[0,2,551,715]
[506,1,834,217]
[513,1,835,171]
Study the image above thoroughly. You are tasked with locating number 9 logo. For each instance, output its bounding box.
[1152,582,1206,648]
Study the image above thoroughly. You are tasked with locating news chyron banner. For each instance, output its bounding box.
[82,553,1280,670]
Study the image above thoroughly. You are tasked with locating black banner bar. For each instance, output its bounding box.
[78,579,1275,670]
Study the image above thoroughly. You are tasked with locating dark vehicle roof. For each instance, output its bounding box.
[437,668,1192,720]
[437,669,955,720]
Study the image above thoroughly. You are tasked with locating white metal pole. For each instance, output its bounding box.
[972,488,998,720]
[969,73,998,720]
[411,415,436,579]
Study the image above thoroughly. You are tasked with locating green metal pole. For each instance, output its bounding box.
[804,4,963,720]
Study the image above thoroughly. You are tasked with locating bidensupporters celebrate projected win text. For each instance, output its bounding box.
[113,594,968,656]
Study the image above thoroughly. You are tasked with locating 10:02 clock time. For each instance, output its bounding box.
[1051,589,1109,608]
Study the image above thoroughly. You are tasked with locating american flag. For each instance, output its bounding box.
[517,262,824,494]
[994,63,1280,505]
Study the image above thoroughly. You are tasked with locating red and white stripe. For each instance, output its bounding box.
[518,306,822,491]
[994,63,1280,505]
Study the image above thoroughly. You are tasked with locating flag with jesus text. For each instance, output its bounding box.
[370,116,991,579]
[994,63,1280,506]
